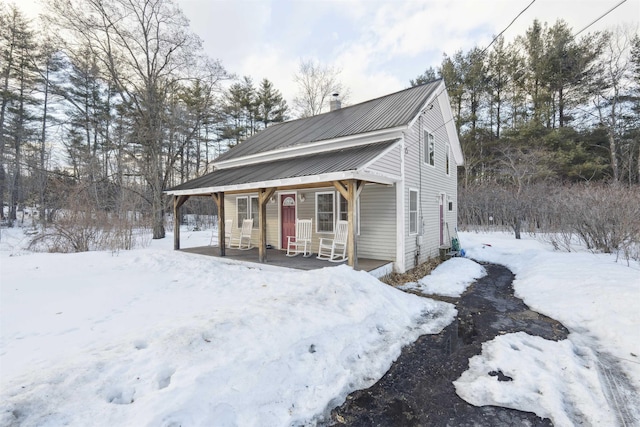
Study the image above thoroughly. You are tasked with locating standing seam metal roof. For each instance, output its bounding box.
[167,140,399,192]
[214,80,441,162]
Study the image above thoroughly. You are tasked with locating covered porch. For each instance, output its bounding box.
[180,246,393,277]
[166,141,400,270]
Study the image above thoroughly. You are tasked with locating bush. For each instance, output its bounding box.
[28,185,151,253]
[459,182,640,262]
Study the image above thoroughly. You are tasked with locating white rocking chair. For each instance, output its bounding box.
[210,219,233,247]
[224,219,233,247]
[317,220,348,262]
[229,218,253,250]
[286,219,312,257]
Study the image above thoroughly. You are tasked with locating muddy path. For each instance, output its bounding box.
[329,262,569,426]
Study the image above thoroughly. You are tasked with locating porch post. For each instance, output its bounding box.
[212,192,225,257]
[258,187,276,263]
[173,195,180,250]
[333,180,362,269]
[173,195,189,250]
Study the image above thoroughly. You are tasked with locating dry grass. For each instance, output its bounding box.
[380,257,442,288]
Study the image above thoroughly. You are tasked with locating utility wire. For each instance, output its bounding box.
[574,0,627,37]
[480,0,537,56]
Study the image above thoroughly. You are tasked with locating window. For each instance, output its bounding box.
[236,196,259,228]
[448,196,453,212]
[316,192,335,233]
[237,197,248,226]
[338,195,348,221]
[445,144,450,175]
[409,189,418,234]
[250,196,259,227]
[424,131,435,166]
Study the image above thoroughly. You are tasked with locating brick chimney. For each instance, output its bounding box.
[329,92,341,111]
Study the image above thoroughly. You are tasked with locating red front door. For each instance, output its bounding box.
[281,194,296,249]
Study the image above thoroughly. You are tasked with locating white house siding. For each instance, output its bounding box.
[366,144,401,175]
[357,184,396,261]
[402,93,459,270]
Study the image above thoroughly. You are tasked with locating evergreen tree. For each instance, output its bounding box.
[256,78,288,128]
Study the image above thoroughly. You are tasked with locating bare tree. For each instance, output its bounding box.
[46,0,225,239]
[292,58,348,118]
[590,25,638,184]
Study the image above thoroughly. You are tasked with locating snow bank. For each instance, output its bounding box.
[0,228,455,426]
[401,257,487,297]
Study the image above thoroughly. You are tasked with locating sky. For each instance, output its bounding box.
[16,0,640,107]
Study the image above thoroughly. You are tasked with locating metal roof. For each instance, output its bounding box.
[215,80,441,162]
[167,140,399,193]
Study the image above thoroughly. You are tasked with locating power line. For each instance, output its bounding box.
[480,0,537,56]
[574,0,628,37]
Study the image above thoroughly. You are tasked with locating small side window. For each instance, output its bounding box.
[409,189,418,235]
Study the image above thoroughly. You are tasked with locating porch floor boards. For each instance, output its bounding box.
[180,245,391,273]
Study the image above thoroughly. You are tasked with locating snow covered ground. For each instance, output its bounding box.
[452,232,640,427]
[0,227,455,426]
[1,227,639,426]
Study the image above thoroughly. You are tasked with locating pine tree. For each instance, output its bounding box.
[256,78,288,128]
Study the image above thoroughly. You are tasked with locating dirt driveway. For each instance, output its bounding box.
[329,262,568,426]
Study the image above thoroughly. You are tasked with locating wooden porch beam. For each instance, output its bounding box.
[258,187,276,263]
[173,195,190,250]
[211,192,226,256]
[332,180,349,200]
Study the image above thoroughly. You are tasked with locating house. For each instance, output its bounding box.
[165,79,463,273]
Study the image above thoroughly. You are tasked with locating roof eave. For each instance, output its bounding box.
[165,170,399,196]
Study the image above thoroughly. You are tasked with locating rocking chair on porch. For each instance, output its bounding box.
[317,220,348,262]
[229,218,253,250]
[286,219,312,257]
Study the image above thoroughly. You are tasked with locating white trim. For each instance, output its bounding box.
[236,195,259,229]
[409,188,419,235]
[424,129,435,168]
[165,170,399,196]
[315,191,336,234]
[437,87,464,165]
[396,135,406,273]
[213,127,405,169]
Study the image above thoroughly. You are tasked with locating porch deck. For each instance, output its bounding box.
[180,246,393,277]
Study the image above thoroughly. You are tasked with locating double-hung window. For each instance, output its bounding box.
[316,192,335,233]
[424,131,435,166]
[236,196,259,228]
[409,189,418,234]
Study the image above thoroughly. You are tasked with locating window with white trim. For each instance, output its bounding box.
[236,196,259,228]
[448,196,453,212]
[316,192,335,233]
[409,189,418,234]
[424,130,435,166]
